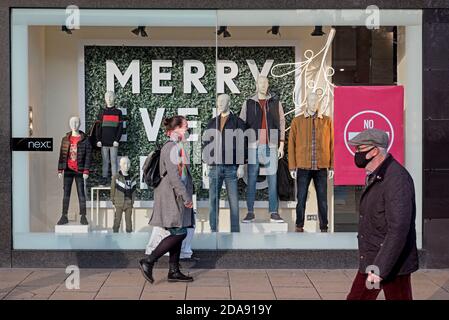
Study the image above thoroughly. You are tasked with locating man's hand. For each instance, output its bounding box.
[83,174,89,180]
[96,141,102,148]
[328,170,334,180]
[367,273,382,284]
[184,201,193,208]
[113,141,119,147]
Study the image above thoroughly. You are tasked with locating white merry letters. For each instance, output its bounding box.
[106,60,140,94]
[247,59,274,81]
[106,59,275,94]
[217,60,240,94]
[152,60,173,94]
[183,60,207,94]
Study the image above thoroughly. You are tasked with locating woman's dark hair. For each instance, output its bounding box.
[163,115,186,131]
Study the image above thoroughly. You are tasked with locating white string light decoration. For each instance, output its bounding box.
[271,28,336,131]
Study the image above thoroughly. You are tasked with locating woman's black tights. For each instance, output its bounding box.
[149,233,187,264]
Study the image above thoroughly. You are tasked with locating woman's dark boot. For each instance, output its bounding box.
[167,262,193,282]
[139,255,156,284]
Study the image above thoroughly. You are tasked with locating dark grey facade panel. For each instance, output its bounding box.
[0,7,11,268]
[423,9,449,265]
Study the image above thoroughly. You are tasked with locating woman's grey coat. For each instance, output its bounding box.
[149,141,194,228]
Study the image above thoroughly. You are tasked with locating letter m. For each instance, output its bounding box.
[106,60,140,94]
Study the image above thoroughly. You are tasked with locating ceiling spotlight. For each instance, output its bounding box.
[311,26,325,36]
[61,25,72,35]
[267,26,281,36]
[132,26,148,37]
[217,26,231,38]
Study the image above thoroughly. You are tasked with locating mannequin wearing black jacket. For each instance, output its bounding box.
[203,94,249,232]
[57,116,92,226]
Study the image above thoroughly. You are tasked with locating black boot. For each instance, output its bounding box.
[167,262,193,282]
[139,255,156,284]
[57,214,68,225]
[80,215,89,225]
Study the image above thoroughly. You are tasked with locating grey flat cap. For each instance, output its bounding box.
[348,129,389,149]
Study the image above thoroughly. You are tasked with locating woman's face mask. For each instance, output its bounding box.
[172,123,191,141]
[354,147,376,168]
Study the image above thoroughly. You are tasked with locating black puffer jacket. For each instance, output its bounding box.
[57,131,92,173]
[357,154,419,280]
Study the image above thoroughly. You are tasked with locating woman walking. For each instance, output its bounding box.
[139,115,194,283]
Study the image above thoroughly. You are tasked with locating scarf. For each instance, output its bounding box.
[168,131,188,184]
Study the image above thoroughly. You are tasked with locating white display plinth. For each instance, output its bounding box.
[304,213,320,233]
[240,221,288,233]
[55,223,90,234]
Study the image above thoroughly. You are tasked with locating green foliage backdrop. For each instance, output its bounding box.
[84,45,295,200]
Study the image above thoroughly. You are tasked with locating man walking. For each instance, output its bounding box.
[346,129,419,300]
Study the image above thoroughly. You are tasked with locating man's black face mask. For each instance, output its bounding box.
[354,147,376,168]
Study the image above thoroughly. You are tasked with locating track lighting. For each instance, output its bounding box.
[61,25,72,35]
[267,26,281,36]
[311,26,325,36]
[132,26,148,37]
[217,26,231,38]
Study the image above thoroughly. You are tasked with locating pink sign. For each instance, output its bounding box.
[334,86,404,185]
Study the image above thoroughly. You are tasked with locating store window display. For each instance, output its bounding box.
[96,91,123,185]
[238,75,286,224]
[57,116,92,226]
[288,91,334,232]
[9,9,422,252]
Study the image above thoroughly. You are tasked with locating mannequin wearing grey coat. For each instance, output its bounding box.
[149,140,194,229]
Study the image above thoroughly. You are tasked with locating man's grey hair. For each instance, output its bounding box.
[377,147,387,155]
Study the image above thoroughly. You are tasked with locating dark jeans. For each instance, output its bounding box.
[347,272,413,300]
[295,169,328,229]
[62,169,86,216]
[208,165,240,232]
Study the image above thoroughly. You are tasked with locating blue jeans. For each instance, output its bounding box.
[208,165,240,232]
[295,169,329,229]
[246,144,278,214]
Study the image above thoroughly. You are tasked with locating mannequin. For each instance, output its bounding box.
[238,75,286,223]
[57,116,92,225]
[288,91,334,232]
[96,91,123,185]
[111,157,137,233]
[203,94,248,232]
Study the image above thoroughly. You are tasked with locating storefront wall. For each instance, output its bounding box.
[0,1,447,268]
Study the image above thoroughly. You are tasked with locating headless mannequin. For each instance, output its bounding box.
[58,116,89,180]
[97,91,120,148]
[237,76,285,178]
[290,92,334,180]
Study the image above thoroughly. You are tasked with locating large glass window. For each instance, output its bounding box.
[11,9,422,250]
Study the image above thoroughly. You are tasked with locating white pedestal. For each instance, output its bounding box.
[55,223,90,234]
[304,213,319,232]
[240,221,289,234]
